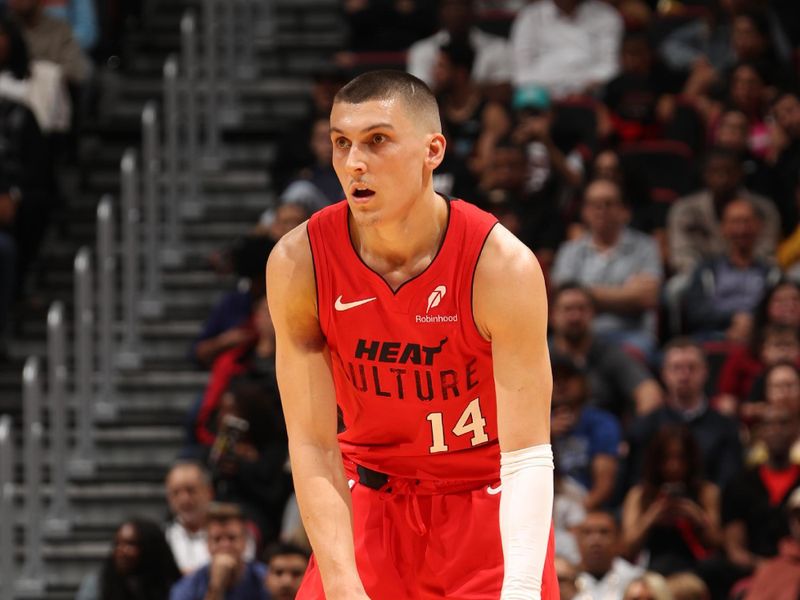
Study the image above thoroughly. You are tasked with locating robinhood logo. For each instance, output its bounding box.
[427,285,446,313]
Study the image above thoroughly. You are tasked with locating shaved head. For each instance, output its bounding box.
[334,70,442,134]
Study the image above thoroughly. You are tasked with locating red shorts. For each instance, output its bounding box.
[296,472,558,600]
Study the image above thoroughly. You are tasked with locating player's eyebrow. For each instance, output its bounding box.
[330,123,395,135]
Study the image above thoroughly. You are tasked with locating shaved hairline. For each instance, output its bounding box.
[332,95,442,135]
[333,70,442,135]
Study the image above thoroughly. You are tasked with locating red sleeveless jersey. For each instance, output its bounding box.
[307,199,500,483]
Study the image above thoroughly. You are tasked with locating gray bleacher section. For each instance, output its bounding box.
[0,0,343,598]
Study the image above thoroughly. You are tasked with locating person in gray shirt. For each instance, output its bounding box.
[552,178,663,358]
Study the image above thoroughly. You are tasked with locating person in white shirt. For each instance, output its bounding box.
[164,461,215,574]
[573,510,644,600]
[510,0,623,99]
[407,0,511,90]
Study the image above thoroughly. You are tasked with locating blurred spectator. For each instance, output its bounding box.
[659,0,791,73]
[554,461,587,566]
[666,147,780,275]
[432,38,510,173]
[622,573,672,600]
[625,338,743,491]
[572,510,644,600]
[712,107,774,198]
[551,178,662,357]
[0,14,70,133]
[191,237,275,369]
[164,462,215,574]
[777,182,800,278]
[549,283,663,420]
[742,487,800,600]
[278,117,342,207]
[589,147,653,234]
[339,0,436,54]
[43,0,98,51]
[7,0,90,84]
[510,85,584,209]
[207,377,292,547]
[76,518,181,600]
[509,0,623,99]
[752,279,800,333]
[744,362,800,465]
[262,542,310,600]
[723,61,774,159]
[621,425,722,575]
[550,358,621,510]
[716,323,800,412]
[194,297,276,446]
[602,30,685,143]
[0,42,52,303]
[730,9,791,68]
[770,89,800,237]
[666,572,710,600]
[683,197,782,341]
[719,405,800,594]
[170,503,268,600]
[407,0,511,92]
[256,193,314,243]
[476,138,564,265]
[271,68,347,194]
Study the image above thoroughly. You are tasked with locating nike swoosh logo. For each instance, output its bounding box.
[335,295,377,312]
[487,484,502,495]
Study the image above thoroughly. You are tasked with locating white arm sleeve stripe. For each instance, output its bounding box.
[499,444,554,600]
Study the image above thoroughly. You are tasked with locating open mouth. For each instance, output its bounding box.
[352,188,375,199]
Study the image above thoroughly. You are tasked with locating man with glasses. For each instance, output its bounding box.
[551,178,663,358]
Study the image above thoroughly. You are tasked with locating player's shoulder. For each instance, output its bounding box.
[476,223,541,284]
[268,220,311,269]
[266,221,315,298]
[472,224,546,334]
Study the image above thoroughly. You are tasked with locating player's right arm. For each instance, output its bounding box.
[266,224,369,600]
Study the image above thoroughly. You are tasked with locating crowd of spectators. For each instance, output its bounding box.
[174,1,800,599]
[16,0,793,598]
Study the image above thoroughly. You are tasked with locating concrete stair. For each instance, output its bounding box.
[0,0,344,596]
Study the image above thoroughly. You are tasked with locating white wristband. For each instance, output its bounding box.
[499,444,554,600]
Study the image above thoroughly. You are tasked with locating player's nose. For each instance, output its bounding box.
[345,143,367,175]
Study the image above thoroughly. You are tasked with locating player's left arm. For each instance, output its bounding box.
[473,225,554,600]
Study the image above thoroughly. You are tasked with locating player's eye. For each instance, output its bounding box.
[371,133,386,145]
[334,137,351,149]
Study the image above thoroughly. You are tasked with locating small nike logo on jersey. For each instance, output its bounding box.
[335,295,377,311]
[487,483,502,495]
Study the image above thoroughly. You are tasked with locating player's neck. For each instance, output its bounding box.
[350,190,449,290]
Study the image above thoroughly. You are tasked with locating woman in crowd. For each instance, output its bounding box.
[622,425,721,575]
[75,518,181,600]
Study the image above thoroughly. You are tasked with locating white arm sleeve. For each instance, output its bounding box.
[499,444,554,600]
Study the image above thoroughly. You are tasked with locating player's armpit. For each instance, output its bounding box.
[472,225,552,452]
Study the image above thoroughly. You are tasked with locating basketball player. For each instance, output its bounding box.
[267,71,557,600]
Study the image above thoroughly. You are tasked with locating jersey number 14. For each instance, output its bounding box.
[426,397,489,453]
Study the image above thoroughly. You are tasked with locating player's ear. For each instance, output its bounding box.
[425,133,446,170]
